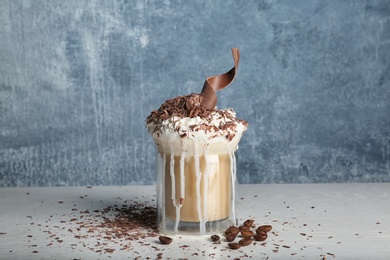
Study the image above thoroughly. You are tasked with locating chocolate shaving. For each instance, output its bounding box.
[201,48,240,109]
[147,93,213,124]
[146,49,247,141]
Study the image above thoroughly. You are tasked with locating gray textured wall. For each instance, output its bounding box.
[1,0,389,187]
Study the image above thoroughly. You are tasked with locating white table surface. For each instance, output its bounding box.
[1,183,389,259]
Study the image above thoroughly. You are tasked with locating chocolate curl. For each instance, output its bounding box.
[201,48,240,109]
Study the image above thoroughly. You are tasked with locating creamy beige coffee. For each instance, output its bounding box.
[164,153,231,222]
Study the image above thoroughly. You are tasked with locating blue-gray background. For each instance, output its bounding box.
[1,0,389,187]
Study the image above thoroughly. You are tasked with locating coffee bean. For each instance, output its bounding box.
[239,225,250,231]
[225,226,240,237]
[257,225,273,233]
[239,238,253,246]
[253,230,268,241]
[243,219,254,227]
[228,242,241,250]
[211,234,220,242]
[226,233,237,242]
[241,230,254,238]
[159,236,172,245]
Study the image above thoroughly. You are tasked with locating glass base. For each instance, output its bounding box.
[159,217,237,235]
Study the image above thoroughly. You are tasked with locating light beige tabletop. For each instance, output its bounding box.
[1,183,389,259]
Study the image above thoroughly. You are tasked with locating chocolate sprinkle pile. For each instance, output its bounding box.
[69,203,159,253]
[147,93,213,122]
[38,200,159,256]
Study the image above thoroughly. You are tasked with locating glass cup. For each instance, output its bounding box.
[152,134,243,235]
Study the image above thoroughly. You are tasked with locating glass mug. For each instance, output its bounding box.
[153,134,243,235]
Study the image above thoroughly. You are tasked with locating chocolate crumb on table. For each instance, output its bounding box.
[39,199,159,255]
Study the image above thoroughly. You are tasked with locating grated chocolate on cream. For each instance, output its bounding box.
[146,93,247,141]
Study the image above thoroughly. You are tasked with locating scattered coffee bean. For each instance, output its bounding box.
[253,230,268,241]
[257,225,273,233]
[225,226,240,237]
[239,225,250,231]
[211,234,220,242]
[241,230,254,238]
[214,218,271,250]
[239,238,253,246]
[243,219,255,227]
[159,236,172,245]
[228,242,241,250]
[226,233,237,242]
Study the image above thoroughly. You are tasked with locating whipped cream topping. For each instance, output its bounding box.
[147,108,247,141]
[146,93,247,141]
